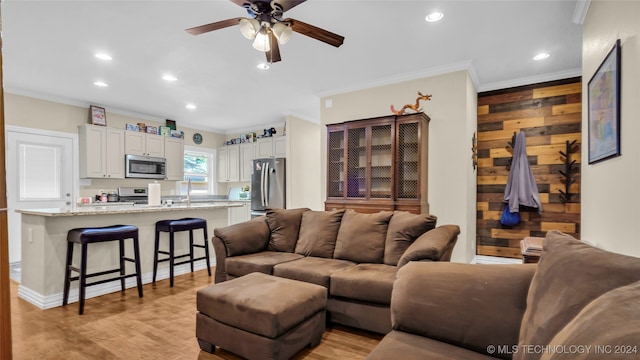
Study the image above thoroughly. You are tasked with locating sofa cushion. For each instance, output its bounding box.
[516,230,640,360]
[334,210,393,263]
[265,208,310,252]
[330,263,397,305]
[214,216,269,256]
[384,211,437,265]
[397,225,460,268]
[225,251,304,278]
[540,280,640,360]
[294,210,345,258]
[273,256,356,288]
[367,331,499,360]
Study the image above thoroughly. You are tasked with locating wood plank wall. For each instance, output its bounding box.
[476,77,582,258]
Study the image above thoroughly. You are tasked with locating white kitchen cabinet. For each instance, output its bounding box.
[254,136,286,158]
[228,202,251,225]
[125,131,165,157]
[217,145,239,182]
[273,136,286,157]
[79,125,125,179]
[164,137,184,180]
[239,142,254,182]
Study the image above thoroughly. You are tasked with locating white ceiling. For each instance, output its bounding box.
[1,0,584,134]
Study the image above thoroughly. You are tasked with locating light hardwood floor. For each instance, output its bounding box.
[10,269,383,359]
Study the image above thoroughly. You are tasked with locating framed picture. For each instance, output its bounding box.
[588,39,621,164]
[90,105,107,126]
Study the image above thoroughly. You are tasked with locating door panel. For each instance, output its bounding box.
[6,128,75,263]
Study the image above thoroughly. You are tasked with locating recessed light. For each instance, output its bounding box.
[425,11,444,22]
[93,81,108,87]
[162,74,178,82]
[533,53,550,61]
[186,104,197,110]
[95,53,112,61]
[257,63,270,70]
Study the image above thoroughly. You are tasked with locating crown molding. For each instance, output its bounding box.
[479,68,582,92]
[572,0,591,25]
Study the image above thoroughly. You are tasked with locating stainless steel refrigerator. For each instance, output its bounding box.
[251,158,286,217]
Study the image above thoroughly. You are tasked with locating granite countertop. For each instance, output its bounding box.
[16,202,244,217]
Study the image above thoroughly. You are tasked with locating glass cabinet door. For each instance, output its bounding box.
[327,129,345,197]
[346,127,366,198]
[370,124,393,198]
[396,120,420,199]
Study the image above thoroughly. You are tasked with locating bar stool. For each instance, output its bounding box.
[63,225,143,315]
[153,218,211,287]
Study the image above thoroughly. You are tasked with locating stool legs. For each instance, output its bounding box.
[79,243,89,315]
[153,229,160,283]
[63,231,142,315]
[62,241,74,306]
[133,234,143,298]
[169,231,175,287]
[154,224,211,287]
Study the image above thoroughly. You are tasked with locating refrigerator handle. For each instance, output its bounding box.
[263,162,270,207]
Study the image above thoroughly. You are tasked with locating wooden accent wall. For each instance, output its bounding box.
[476,78,582,259]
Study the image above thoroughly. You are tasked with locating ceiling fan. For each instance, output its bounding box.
[186,0,345,63]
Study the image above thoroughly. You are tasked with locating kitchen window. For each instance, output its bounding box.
[177,147,217,195]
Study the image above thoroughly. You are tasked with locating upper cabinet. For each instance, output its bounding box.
[254,136,286,158]
[239,142,254,182]
[124,131,165,157]
[164,137,185,181]
[217,145,240,182]
[79,125,125,179]
[325,113,429,214]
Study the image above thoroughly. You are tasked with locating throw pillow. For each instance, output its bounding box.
[265,208,310,252]
[294,210,345,258]
[213,216,270,256]
[334,210,393,263]
[383,211,437,265]
[540,280,640,360]
[515,230,640,360]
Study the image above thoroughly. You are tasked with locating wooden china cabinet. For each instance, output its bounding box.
[325,112,429,214]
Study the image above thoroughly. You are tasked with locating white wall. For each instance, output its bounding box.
[581,1,640,257]
[285,115,322,210]
[321,70,477,263]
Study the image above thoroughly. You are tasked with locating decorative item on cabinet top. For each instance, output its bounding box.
[89,105,107,126]
[390,91,432,116]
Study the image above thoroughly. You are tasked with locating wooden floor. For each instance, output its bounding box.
[10,269,383,359]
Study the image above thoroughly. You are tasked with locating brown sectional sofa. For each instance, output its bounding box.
[212,208,460,334]
[367,230,640,359]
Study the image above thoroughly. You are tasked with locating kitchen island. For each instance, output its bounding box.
[16,202,242,309]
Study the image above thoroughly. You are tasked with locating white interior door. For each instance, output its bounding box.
[6,127,76,264]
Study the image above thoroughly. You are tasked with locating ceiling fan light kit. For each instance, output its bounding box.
[186,0,344,63]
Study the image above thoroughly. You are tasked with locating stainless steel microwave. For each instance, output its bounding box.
[125,154,166,179]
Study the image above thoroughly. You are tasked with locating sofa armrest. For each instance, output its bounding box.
[397,225,460,268]
[212,217,270,283]
[391,262,536,359]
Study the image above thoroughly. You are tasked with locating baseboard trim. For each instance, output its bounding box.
[17,260,212,310]
[471,255,523,265]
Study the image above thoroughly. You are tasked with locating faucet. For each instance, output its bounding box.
[186,178,192,207]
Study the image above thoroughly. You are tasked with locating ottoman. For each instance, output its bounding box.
[196,272,327,360]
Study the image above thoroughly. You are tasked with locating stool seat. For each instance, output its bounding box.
[156,218,207,232]
[153,217,211,287]
[67,225,139,244]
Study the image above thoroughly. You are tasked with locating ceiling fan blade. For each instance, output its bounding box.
[266,30,282,63]
[286,18,344,47]
[185,17,244,35]
[230,0,307,13]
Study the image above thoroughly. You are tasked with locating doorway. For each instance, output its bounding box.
[5,126,77,271]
